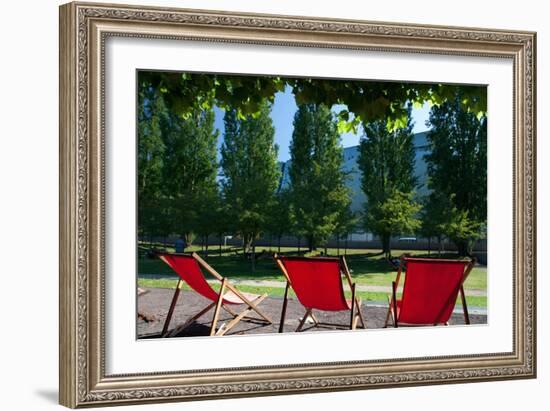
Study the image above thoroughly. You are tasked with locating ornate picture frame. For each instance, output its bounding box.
[59,1,536,407]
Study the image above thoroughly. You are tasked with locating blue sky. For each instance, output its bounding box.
[214,86,431,163]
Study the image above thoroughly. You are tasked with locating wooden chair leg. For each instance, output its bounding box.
[162,279,182,336]
[356,297,366,328]
[460,285,470,325]
[279,281,290,333]
[210,279,226,336]
[353,315,360,329]
[165,302,216,337]
[223,283,273,324]
[350,284,356,330]
[309,311,319,325]
[392,281,399,328]
[296,308,312,332]
[217,294,268,336]
[384,296,392,328]
[223,305,238,317]
[223,303,266,323]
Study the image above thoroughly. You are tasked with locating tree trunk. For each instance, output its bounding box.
[456,240,471,257]
[337,235,340,256]
[345,234,348,256]
[382,234,391,259]
[219,233,223,257]
[308,235,315,252]
[251,241,256,272]
[278,235,281,254]
[204,236,209,258]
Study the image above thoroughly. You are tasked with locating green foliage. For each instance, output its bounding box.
[137,71,488,260]
[137,87,170,238]
[194,186,223,248]
[358,106,420,256]
[420,191,450,242]
[162,105,219,241]
[334,207,359,238]
[287,103,352,250]
[422,192,484,256]
[264,188,293,248]
[139,71,487,133]
[364,190,422,244]
[425,91,487,255]
[220,101,281,253]
[444,205,485,253]
[137,82,220,242]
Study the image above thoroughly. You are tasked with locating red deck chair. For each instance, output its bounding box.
[385,256,475,327]
[158,252,272,337]
[274,255,366,332]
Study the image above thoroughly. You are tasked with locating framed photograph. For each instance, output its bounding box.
[59,1,536,408]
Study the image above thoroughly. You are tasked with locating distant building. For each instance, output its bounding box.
[278,131,431,214]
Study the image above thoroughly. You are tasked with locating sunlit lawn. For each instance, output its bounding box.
[138,243,487,305]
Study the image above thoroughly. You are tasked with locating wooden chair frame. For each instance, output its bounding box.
[384,256,476,328]
[274,254,366,332]
[160,252,272,337]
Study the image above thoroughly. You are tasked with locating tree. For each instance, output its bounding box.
[288,103,351,251]
[365,190,422,258]
[333,208,358,256]
[419,191,450,255]
[425,91,487,256]
[358,106,420,257]
[220,101,281,269]
[444,202,485,256]
[137,87,169,241]
[264,189,293,253]
[194,185,223,257]
[161,104,219,244]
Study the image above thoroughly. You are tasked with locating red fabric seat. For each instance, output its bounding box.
[274,255,365,332]
[393,258,473,325]
[279,257,350,311]
[160,254,248,305]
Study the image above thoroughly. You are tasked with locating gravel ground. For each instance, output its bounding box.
[137,287,487,338]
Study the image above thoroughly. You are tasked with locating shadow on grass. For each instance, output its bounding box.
[137,244,477,282]
[138,250,402,280]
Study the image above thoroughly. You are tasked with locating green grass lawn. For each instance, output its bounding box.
[138,244,487,306]
[138,245,486,288]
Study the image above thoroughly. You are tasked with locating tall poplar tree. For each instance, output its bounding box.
[220,101,280,267]
[358,106,420,257]
[162,105,219,243]
[137,88,169,240]
[288,103,351,251]
[425,91,487,256]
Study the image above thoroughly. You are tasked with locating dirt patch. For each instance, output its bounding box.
[137,287,487,338]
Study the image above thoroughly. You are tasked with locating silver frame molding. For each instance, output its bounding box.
[59,2,536,408]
